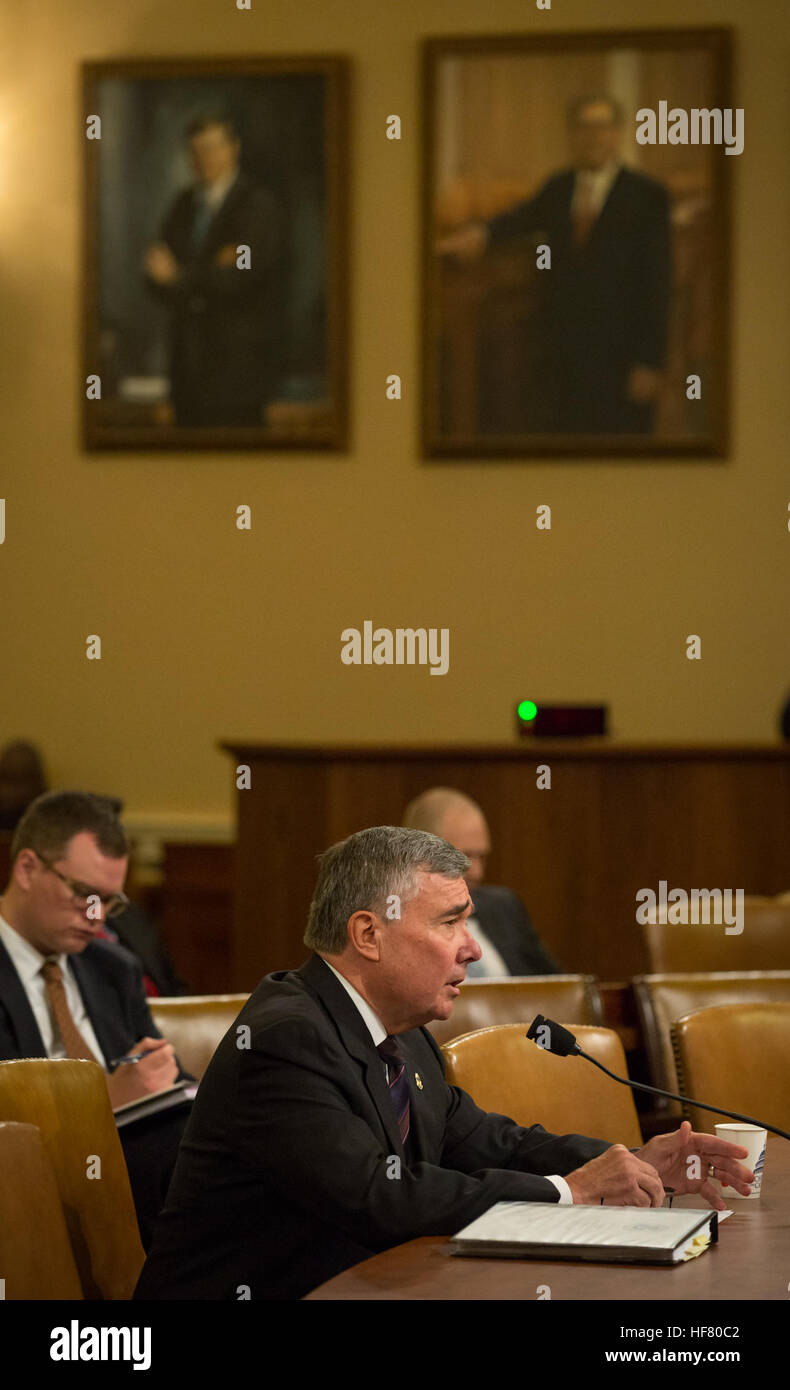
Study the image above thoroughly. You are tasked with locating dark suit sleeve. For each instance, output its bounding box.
[114,952,194,1085]
[510,895,563,974]
[485,177,558,248]
[441,1079,610,1179]
[232,1017,609,1253]
[631,179,672,368]
[422,1029,608,1175]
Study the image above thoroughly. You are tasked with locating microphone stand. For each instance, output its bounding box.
[576,1046,790,1142]
[526,1015,790,1141]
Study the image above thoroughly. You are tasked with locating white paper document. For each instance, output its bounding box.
[452,1201,721,1264]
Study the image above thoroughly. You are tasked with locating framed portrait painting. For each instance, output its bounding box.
[422,29,734,457]
[83,57,349,450]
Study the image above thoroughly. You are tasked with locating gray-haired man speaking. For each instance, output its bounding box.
[135,826,753,1300]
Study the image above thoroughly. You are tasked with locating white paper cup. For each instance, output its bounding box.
[711,1123,766,1199]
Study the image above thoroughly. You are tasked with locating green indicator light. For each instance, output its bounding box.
[517,700,537,722]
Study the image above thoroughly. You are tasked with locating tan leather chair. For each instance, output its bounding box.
[150,994,249,1081]
[671,1002,790,1134]
[0,1059,144,1299]
[641,897,790,973]
[634,972,790,1120]
[427,975,602,1047]
[0,1122,83,1300]
[442,1022,642,1147]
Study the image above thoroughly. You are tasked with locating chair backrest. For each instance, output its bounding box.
[0,1121,83,1300]
[441,1022,642,1147]
[426,975,602,1046]
[641,897,790,973]
[150,995,249,1081]
[671,1002,790,1134]
[0,1059,145,1299]
[634,972,790,1118]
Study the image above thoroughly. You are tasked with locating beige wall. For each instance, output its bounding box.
[2,0,789,824]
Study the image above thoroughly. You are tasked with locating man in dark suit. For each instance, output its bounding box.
[470,882,560,976]
[144,111,287,427]
[134,826,753,1300]
[0,791,193,1247]
[402,787,560,975]
[438,94,671,434]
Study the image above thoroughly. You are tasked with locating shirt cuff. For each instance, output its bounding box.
[545,1174,573,1204]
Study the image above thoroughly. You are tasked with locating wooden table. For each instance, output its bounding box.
[306,1139,790,1300]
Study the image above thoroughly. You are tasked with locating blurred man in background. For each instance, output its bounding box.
[402,787,561,976]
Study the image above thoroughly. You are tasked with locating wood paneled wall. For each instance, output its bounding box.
[221,742,790,990]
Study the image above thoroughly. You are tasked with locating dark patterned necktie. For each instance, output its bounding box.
[377,1035,411,1152]
[40,958,97,1061]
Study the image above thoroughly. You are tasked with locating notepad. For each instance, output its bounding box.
[113,1080,197,1129]
[452,1202,721,1265]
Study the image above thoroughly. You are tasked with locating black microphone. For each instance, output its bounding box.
[526,1014,790,1142]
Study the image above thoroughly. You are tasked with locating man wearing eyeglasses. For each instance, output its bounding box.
[0,789,192,1245]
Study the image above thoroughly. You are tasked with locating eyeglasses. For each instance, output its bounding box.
[37,855,130,919]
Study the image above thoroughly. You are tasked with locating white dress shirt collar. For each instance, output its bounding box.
[573,159,621,215]
[0,910,65,980]
[321,958,389,1047]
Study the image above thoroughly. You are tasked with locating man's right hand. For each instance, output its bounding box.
[144,243,181,285]
[565,1144,666,1207]
[106,1036,179,1109]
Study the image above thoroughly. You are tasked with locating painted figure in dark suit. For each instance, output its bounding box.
[438,95,672,434]
[144,112,287,427]
[134,827,753,1300]
[0,792,193,1247]
[403,787,561,975]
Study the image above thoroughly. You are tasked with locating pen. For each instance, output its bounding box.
[109,1049,158,1067]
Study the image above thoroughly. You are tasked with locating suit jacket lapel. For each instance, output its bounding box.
[0,938,47,1057]
[202,174,248,257]
[296,954,406,1160]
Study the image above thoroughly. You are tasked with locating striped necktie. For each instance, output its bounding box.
[377,1035,411,1153]
[40,958,97,1061]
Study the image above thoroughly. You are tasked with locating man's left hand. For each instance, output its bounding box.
[634,1120,755,1210]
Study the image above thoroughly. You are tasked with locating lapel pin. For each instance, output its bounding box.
[415,1072,423,1090]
